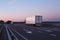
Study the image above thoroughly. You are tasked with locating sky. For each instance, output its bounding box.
[0,0,60,22]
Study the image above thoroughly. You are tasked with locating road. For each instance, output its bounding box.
[0,24,8,40]
[0,24,60,40]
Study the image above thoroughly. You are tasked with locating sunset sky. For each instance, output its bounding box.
[0,0,60,21]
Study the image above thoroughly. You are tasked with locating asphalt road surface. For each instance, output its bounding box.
[0,24,60,40]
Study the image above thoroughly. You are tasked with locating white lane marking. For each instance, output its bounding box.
[44,30,53,32]
[12,29,28,40]
[52,28,60,31]
[25,30,32,34]
[24,29,32,34]
[38,31,43,33]
[27,31,32,34]
[50,34,56,37]
[5,24,12,40]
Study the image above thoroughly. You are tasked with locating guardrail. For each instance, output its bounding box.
[0,27,3,34]
[5,24,28,40]
[11,28,28,40]
[0,27,3,40]
[5,24,19,40]
[0,27,3,33]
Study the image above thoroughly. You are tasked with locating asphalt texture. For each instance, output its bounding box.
[9,24,60,40]
[0,24,60,40]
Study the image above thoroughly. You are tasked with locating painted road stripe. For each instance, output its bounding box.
[50,34,56,37]
[44,30,53,32]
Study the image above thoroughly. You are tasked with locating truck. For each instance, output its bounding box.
[25,16,42,26]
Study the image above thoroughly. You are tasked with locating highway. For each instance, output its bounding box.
[0,24,60,40]
[0,24,8,40]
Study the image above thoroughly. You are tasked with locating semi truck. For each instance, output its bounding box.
[25,16,42,26]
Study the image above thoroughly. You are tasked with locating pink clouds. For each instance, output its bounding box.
[0,16,25,22]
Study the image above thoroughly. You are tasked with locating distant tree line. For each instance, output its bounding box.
[0,20,4,24]
[0,20,12,24]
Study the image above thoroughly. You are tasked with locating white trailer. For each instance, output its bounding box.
[25,16,42,26]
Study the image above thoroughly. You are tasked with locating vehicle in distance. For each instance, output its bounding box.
[25,16,42,26]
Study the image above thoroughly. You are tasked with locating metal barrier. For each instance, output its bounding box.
[5,24,19,40]
[0,27,3,33]
[0,27,3,40]
[5,24,28,40]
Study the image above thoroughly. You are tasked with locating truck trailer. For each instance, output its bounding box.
[25,16,42,26]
